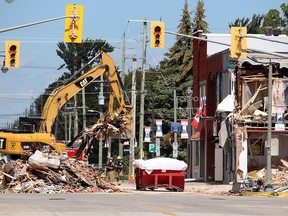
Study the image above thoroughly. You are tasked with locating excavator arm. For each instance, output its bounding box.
[39,51,132,139]
[39,62,107,133]
[97,52,133,138]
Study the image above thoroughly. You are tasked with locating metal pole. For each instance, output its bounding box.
[121,33,126,83]
[74,96,78,138]
[165,31,288,58]
[266,60,273,191]
[173,89,178,158]
[138,20,147,159]
[0,16,73,33]
[98,74,104,168]
[98,139,103,169]
[129,56,137,182]
[81,63,86,133]
[187,87,193,178]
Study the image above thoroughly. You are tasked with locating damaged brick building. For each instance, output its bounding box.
[191,30,288,184]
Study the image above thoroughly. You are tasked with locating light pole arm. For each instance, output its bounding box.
[0,15,75,33]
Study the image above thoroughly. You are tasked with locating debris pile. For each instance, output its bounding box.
[0,150,122,194]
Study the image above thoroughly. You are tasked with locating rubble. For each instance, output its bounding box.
[0,151,122,194]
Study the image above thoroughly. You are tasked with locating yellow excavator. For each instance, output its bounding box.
[0,51,132,160]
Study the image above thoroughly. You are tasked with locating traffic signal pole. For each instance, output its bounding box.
[139,20,148,159]
[165,31,288,58]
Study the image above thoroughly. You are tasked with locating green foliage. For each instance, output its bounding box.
[229,3,288,34]
[229,14,264,34]
[192,0,209,33]
[263,9,284,29]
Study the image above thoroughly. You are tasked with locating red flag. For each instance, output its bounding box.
[191,110,201,129]
[191,100,203,129]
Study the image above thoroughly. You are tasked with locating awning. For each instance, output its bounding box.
[217,94,234,112]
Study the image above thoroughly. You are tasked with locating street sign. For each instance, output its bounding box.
[149,143,156,153]
[123,148,130,152]
[171,122,181,132]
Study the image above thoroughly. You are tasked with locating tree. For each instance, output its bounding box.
[262,9,284,29]
[229,14,264,34]
[144,1,206,160]
[281,3,288,33]
[229,3,288,34]
[192,0,209,33]
[56,38,113,74]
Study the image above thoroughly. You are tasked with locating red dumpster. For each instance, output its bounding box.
[66,148,83,160]
[134,158,187,192]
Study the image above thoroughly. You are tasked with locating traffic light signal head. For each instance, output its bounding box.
[5,40,20,68]
[64,4,84,43]
[150,21,165,48]
[230,27,247,59]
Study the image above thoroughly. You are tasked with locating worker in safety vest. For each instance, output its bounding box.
[115,156,124,185]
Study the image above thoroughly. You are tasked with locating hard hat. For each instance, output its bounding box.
[117,156,121,160]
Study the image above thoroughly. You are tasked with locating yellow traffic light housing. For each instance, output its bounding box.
[150,21,165,48]
[230,27,247,59]
[64,4,83,43]
[5,40,20,68]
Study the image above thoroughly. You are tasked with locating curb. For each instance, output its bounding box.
[241,191,288,197]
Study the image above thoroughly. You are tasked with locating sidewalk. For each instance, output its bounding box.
[117,181,288,197]
[118,181,232,195]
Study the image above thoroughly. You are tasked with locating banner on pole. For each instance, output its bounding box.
[181,119,188,139]
[144,126,151,142]
[155,119,163,137]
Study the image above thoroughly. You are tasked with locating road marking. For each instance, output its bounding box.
[138,202,176,216]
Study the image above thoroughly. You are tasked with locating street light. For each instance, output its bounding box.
[87,109,103,116]
[1,61,8,73]
[5,0,14,3]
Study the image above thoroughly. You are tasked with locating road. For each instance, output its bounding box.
[0,191,287,216]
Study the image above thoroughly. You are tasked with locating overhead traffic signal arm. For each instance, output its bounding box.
[150,21,165,49]
[5,40,20,68]
[64,4,84,43]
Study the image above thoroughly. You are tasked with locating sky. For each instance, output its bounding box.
[0,0,285,126]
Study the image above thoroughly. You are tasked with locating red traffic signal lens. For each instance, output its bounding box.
[154,26,161,33]
[9,45,17,52]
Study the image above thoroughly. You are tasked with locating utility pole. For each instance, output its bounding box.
[121,33,126,83]
[68,111,72,141]
[173,89,178,158]
[64,105,68,144]
[74,96,78,138]
[98,74,104,169]
[82,63,87,134]
[118,33,127,159]
[187,87,193,178]
[138,19,148,159]
[266,60,273,191]
[129,56,137,182]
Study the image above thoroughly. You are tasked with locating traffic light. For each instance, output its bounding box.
[230,27,247,59]
[5,40,20,68]
[150,21,165,48]
[64,4,83,43]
